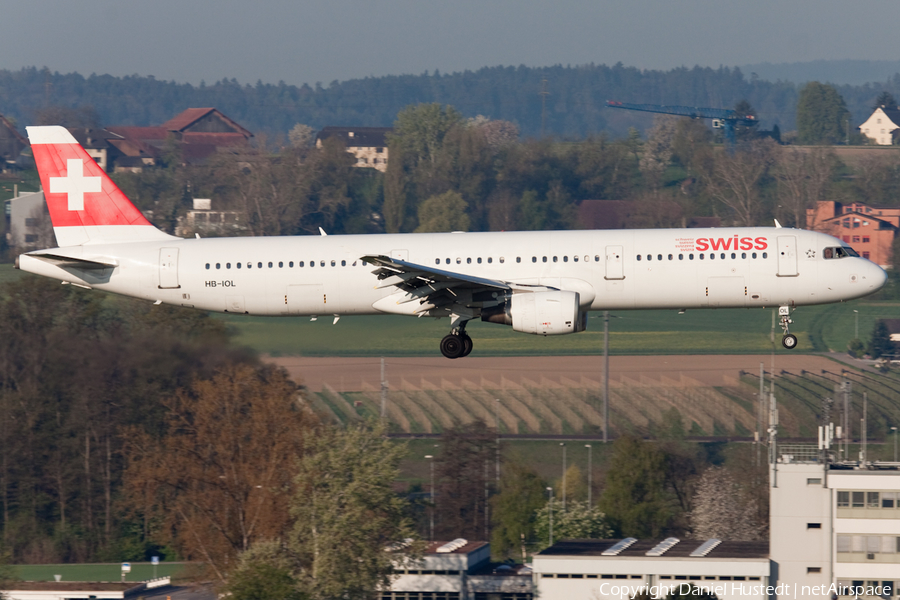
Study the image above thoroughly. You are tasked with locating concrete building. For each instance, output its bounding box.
[6,191,53,250]
[5,577,173,600]
[807,200,898,268]
[316,126,391,172]
[770,446,900,599]
[384,539,532,600]
[532,538,769,600]
[858,107,900,145]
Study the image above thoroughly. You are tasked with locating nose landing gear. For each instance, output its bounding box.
[779,305,797,350]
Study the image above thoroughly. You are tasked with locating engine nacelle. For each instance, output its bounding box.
[482,290,587,335]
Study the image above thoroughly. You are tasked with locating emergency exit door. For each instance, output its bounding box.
[158,248,180,289]
[776,236,798,277]
[605,245,624,280]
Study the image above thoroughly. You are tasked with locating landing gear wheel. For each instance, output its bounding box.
[782,334,798,350]
[460,334,473,357]
[440,334,465,359]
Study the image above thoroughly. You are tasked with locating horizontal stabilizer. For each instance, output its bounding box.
[27,250,118,270]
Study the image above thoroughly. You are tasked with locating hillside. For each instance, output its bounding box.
[3,62,899,138]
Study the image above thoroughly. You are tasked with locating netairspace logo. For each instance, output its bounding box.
[597,582,874,598]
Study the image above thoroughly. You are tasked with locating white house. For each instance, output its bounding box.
[858,107,900,145]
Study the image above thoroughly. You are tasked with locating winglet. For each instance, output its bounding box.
[774,219,782,228]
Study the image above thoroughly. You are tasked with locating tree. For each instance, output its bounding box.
[598,436,673,538]
[875,91,897,109]
[640,116,679,188]
[227,540,307,600]
[123,364,318,581]
[490,460,545,560]
[868,320,894,359]
[289,422,417,600]
[533,500,612,549]
[690,466,765,540]
[414,191,470,232]
[797,82,850,145]
[553,464,587,504]
[702,138,776,226]
[288,124,316,149]
[774,146,837,228]
[434,421,495,540]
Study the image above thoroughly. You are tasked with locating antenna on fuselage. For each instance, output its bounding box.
[774,219,782,228]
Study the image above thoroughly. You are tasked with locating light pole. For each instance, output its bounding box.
[854,309,859,340]
[495,399,501,488]
[546,487,554,546]
[892,427,898,462]
[560,443,567,511]
[585,444,593,506]
[425,455,434,541]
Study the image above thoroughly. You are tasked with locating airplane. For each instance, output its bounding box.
[17,125,888,359]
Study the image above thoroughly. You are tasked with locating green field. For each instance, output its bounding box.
[14,562,185,582]
[220,299,895,357]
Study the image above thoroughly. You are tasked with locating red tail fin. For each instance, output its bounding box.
[27,126,171,246]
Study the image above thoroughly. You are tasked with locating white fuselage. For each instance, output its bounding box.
[18,227,886,321]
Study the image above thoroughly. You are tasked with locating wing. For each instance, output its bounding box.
[361,254,510,315]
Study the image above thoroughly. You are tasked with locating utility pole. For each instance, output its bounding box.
[380,357,387,420]
[853,309,859,340]
[560,443,567,511]
[540,79,549,138]
[546,487,554,546]
[861,392,868,467]
[495,399,501,488]
[425,455,434,541]
[757,362,764,467]
[603,310,610,443]
[892,427,898,462]
[585,444,593,506]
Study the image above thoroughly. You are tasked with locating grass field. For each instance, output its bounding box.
[14,562,185,582]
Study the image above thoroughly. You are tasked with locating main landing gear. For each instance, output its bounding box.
[779,305,798,350]
[440,324,473,359]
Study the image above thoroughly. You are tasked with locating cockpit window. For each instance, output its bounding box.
[823,246,860,259]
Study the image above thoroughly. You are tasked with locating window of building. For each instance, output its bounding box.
[868,492,880,508]
[808,523,822,529]
[863,236,870,243]
[838,491,850,507]
[852,491,865,508]
[853,236,861,243]
[807,478,822,485]
[882,492,896,508]
[807,567,821,574]
[863,251,870,259]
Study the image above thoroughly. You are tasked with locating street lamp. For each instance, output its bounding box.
[495,399,501,488]
[425,455,435,541]
[546,486,554,546]
[560,443,567,511]
[585,444,593,506]
[854,309,859,340]
[892,427,898,463]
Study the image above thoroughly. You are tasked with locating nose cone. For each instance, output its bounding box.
[868,261,888,293]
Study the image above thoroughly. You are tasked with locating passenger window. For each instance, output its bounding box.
[446,258,450,264]
[647,254,652,261]
[278,262,283,268]
[299,261,304,267]
[700,254,705,260]
[573,255,579,262]
[637,255,642,261]
[741,253,746,259]
[499,257,505,263]
[205,263,210,269]
[731,253,736,259]
[341,260,346,266]
[720,253,725,259]
[668,254,672,260]
[543,257,548,263]
[689,254,694,260]
[752,252,757,259]
[310,261,315,267]
[487,257,492,264]
[216,263,221,269]
[237,263,242,269]
[553,256,558,263]
[289,261,293,267]
[320,260,325,267]
[678,254,683,260]
[657,254,662,261]
[594,255,600,262]
[331,260,336,267]
[762,252,768,259]
[710,253,715,260]
[268,262,273,268]
[466,258,472,264]
[226,263,231,269]
[435,259,440,265]
[563,256,568,262]
[532,257,537,263]
[477,257,482,264]
[258,262,263,269]
[457,258,461,264]
[516,257,521,263]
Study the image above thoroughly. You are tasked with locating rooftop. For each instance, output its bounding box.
[538,539,768,560]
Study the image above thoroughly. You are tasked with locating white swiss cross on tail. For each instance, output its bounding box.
[50,159,102,211]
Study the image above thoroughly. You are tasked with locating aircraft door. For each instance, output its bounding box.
[158,248,180,289]
[777,236,798,277]
[605,245,624,280]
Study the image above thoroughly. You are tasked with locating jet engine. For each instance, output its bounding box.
[481,290,587,335]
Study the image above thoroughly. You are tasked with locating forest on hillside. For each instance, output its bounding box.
[2,64,900,138]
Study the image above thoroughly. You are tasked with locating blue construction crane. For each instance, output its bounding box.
[606,101,757,147]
